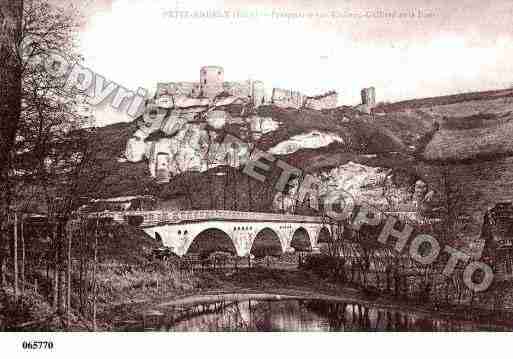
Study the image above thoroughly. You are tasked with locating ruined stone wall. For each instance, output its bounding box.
[252,81,266,106]
[156,82,201,98]
[223,80,252,98]
[361,87,376,107]
[304,91,338,110]
[223,80,266,106]
[271,88,306,109]
[156,66,265,105]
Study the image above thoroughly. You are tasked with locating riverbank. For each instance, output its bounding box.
[4,261,513,331]
[104,267,513,331]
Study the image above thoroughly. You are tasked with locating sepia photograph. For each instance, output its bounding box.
[1,0,513,356]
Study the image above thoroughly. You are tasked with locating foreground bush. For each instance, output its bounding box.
[300,254,346,281]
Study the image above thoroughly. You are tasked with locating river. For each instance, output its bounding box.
[124,299,511,331]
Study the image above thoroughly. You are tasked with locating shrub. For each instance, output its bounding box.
[301,254,346,279]
[125,215,144,227]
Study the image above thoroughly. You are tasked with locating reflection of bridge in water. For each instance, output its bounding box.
[96,210,336,257]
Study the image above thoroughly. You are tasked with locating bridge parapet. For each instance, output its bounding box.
[87,209,440,228]
[88,210,325,227]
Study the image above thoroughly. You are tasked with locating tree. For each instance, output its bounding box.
[17,1,83,315]
[0,0,83,303]
[0,0,24,301]
[2,2,110,325]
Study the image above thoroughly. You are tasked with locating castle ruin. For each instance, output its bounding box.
[154,65,343,111]
[155,66,266,107]
[304,91,338,111]
[361,86,376,107]
[271,88,306,109]
[271,88,339,110]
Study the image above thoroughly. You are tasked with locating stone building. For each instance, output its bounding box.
[304,91,338,110]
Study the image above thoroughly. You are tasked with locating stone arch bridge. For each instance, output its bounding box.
[98,210,336,257]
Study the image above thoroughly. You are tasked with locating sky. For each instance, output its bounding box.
[72,0,513,126]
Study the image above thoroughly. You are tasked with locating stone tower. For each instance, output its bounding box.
[361,87,376,107]
[252,80,266,106]
[200,65,224,99]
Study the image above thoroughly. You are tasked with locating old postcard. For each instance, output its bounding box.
[1,0,513,356]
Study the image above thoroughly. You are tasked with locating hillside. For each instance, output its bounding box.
[86,104,415,199]
[374,87,513,114]
[84,88,513,224]
[369,87,513,162]
[419,111,513,162]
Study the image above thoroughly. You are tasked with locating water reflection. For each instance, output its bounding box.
[134,300,509,332]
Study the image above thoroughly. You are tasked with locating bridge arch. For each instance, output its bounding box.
[186,228,237,258]
[250,228,283,258]
[316,226,332,244]
[290,227,312,252]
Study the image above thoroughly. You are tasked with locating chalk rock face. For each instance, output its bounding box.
[125,104,254,180]
[125,135,148,162]
[141,104,168,130]
[269,131,344,155]
[213,96,243,107]
[145,124,210,177]
[273,192,297,214]
[316,162,391,209]
[248,116,280,140]
[272,162,425,214]
[155,95,174,108]
[160,110,195,136]
[174,95,210,108]
[206,110,229,129]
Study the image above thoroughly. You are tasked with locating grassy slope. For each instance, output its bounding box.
[381,91,513,162]
[374,87,513,113]
[257,105,405,153]
[83,121,156,198]
[423,112,513,162]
